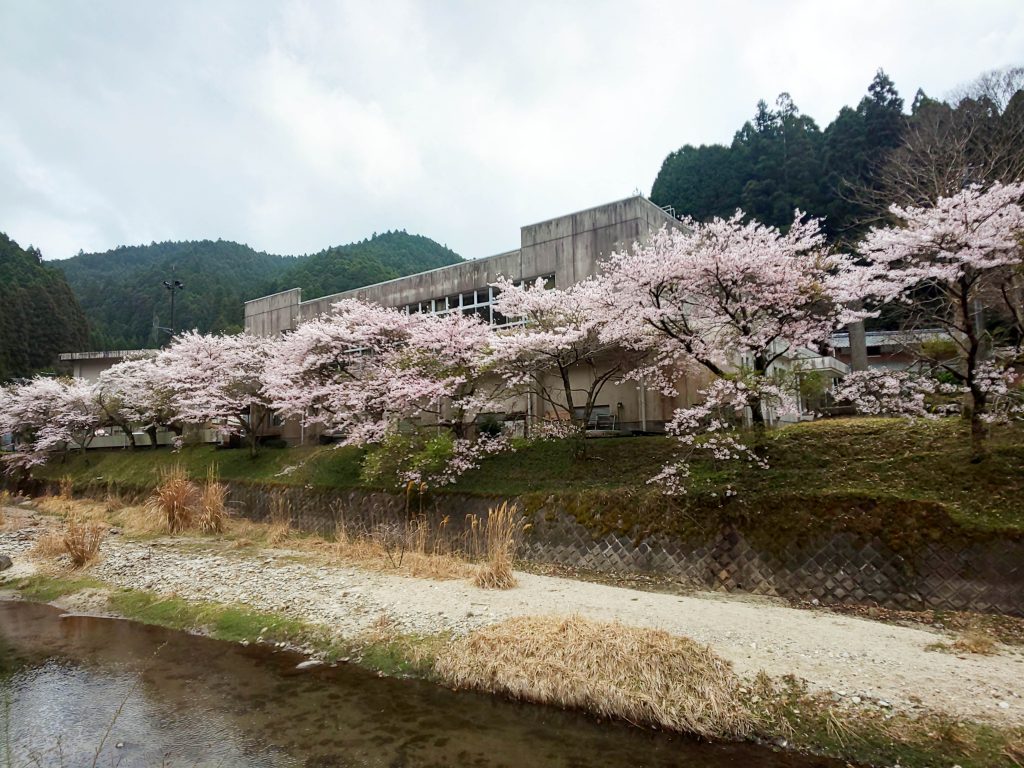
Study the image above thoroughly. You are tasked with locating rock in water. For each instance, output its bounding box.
[0,555,12,572]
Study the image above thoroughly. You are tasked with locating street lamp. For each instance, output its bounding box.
[161,268,185,337]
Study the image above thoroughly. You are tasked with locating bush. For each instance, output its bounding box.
[361,431,456,489]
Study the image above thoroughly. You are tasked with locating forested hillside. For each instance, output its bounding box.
[271,231,462,298]
[651,68,1024,241]
[0,233,88,381]
[56,232,462,349]
[57,240,296,349]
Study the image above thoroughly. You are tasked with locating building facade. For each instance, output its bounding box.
[245,196,705,441]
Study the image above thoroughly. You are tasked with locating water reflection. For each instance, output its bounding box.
[0,601,840,767]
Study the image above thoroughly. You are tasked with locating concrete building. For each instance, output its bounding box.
[58,349,153,382]
[246,196,692,440]
[245,196,680,336]
[829,329,951,371]
[245,195,847,442]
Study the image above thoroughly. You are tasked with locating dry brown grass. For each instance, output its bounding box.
[323,511,472,580]
[951,631,998,655]
[435,615,752,739]
[31,511,107,568]
[63,513,107,567]
[470,502,527,590]
[58,474,74,500]
[197,465,228,534]
[146,465,199,534]
[32,528,68,560]
[112,503,165,535]
[265,493,293,546]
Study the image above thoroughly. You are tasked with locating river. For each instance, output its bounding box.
[0,600,842,767]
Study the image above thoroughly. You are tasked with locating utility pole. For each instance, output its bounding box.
[162,268,184,338]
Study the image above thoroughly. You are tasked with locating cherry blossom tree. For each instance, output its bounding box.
[601,212,857,430]
[0,377,102,472]
[263,300,418,444]
[488,276,651,450]
[853,181,1024,458]
[395,309,503,438]
[265,300,508,487]
[93,354,177,449]
[158,331,275,456]
[596,211,861,493]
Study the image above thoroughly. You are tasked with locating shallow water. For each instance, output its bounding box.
[0,600,841,767]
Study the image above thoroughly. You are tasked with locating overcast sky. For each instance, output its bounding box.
[1,1,1022,261]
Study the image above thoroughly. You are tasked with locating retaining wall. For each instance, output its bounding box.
[221,482,1024,616]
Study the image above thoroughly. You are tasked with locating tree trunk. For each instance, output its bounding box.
[146,425,159,450]
[967,385,989,463]
[557,365,586,460]
[747,393,771,457]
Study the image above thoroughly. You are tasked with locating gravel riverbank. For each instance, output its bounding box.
[1,507,1021,728]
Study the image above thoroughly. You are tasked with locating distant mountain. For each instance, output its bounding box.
[272,231,462,298]
[55,232,462,349]
[0,233,89,381]
[56,240,296,349]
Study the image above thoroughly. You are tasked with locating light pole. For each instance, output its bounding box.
[162,268,184,338]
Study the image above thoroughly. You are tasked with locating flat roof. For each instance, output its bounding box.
[59,349,156,361]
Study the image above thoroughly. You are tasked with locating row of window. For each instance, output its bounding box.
[402,274,555,326]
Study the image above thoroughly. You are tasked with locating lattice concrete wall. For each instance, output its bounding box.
[224,483,1024,616]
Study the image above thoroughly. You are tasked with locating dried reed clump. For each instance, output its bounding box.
[146,465,199,534]
[265,493,293,545]
[196,465,227,534]
[32,512,107,568]
[63,513,107,567]
[471,502,527,590]
[58,475,74,500]
[435,615,752,740]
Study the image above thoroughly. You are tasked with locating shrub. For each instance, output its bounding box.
[146,465,199,534]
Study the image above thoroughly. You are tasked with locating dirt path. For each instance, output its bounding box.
[1,508,1021,728]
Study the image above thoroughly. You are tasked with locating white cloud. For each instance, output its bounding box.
[0,0,1021,263]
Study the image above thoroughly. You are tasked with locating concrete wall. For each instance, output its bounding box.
[243,288,302,338]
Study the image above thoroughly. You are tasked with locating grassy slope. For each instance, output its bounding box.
[36,418,1024,536]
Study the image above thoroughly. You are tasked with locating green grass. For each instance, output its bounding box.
[106,589,311,645]
[750,676,1024,768]
[4,574,105,602]
[34,418,1024,539]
